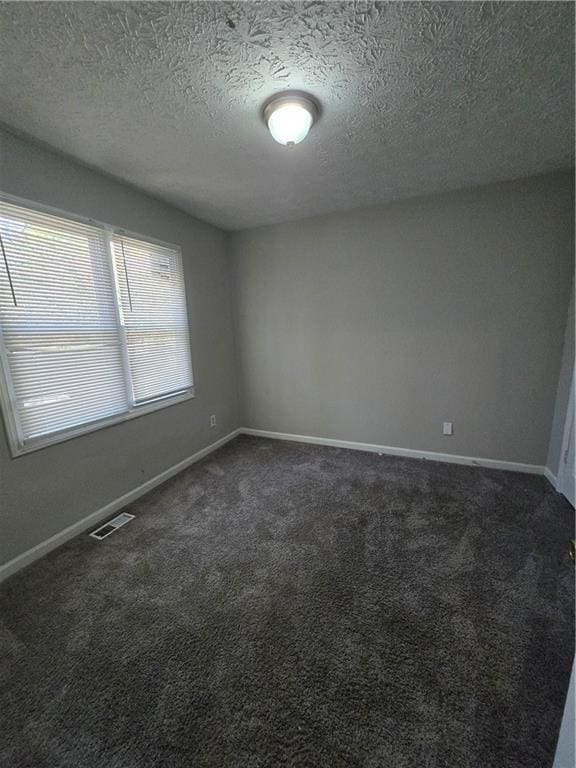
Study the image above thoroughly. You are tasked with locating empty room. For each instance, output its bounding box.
[0,2,574,766]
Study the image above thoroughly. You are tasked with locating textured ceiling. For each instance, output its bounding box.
[0,1,574,230]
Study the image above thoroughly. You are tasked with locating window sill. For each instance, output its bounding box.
[7,388,195,458]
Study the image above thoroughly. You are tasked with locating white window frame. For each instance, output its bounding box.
[0,191,195,458]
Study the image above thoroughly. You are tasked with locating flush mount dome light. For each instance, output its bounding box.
[263,91,320,147]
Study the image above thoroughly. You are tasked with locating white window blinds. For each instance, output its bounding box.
[0,198,194,454]
[111,235,193,405]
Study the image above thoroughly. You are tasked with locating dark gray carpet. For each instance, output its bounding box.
[0,435,574,768]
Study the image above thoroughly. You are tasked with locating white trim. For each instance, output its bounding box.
[553,659,575,768]
[544,467,558,490]
[557,369,575,506]
[240,428,545,475]
[0,425,549,584]
[0,428,241,584]
[104,229,136,408]
[8,389,195,458]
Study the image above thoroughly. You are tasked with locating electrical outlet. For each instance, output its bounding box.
[210,414,216,428]
[443,422,453,436]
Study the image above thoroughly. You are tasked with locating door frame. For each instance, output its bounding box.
[557,368,575,507]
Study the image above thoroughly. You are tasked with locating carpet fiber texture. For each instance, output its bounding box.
[0,435,574,767]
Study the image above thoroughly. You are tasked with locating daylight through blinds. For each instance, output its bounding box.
[0,199,193,451]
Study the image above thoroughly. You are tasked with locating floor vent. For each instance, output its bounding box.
[90,513,135,540]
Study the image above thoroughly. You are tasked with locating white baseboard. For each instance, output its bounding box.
[240,428,545,476]
[0,429,241,584]
[0,426,548,584]
[544,467,558,490]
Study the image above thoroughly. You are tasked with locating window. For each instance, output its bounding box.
[0,196,194,456]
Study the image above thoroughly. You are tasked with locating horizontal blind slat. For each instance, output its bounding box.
[0,200,129,442]
[112,235,193,403]
[0,198,194,450]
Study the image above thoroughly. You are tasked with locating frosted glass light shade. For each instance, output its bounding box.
[268,103,313,146]
[263,92,319,147]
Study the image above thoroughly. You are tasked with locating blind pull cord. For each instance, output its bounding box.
[0,231,17,307]
[121,240,134,312]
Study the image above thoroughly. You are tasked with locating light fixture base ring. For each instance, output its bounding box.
[262,91,320,127]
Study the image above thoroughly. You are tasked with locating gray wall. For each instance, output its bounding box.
[1,130,572,571]
[0,128,239,567]
[547,284,575,477]
[232,172,574,466]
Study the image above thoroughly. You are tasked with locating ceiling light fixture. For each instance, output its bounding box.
[263,91,320,148]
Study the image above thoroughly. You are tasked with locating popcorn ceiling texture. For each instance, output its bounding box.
[0,1,573,230]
